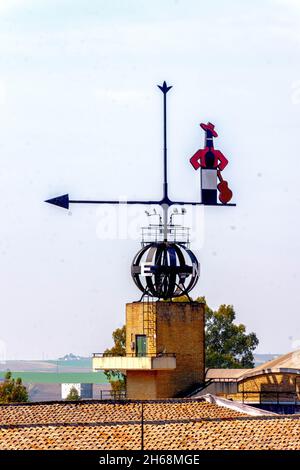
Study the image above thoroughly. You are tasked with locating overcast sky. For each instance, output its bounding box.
[1,0,300,359]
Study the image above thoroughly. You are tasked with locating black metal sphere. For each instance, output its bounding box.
[131,242,199,300]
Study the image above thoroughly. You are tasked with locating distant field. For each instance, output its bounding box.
[0,359,93,373]
[0,371,108,384]
[48,359,92,369]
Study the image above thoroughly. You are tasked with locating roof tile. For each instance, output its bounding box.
[0,399,298,450]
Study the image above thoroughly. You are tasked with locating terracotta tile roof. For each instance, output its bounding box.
[143,400,246,421]
[0,398,247,426]
[0,398,297,450]
[0,423,141,450]
[0,401,141,426]
[144,417,300,450]
[0,415,300,450]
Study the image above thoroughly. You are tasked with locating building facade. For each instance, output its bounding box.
[199,350,300,413]
[93,301,205,399]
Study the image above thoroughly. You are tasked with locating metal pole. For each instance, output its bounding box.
[163,90,168,200]
[141,402,144,451]
[158,82,172,241]
[158,81,172,201]
[162,204,168,242]
[157,82,173,242]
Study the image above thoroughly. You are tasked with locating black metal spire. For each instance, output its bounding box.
[158,81,172,201]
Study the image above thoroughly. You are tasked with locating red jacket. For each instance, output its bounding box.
[190,147,228,171]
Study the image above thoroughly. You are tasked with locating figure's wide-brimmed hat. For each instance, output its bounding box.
[200,122,218,137]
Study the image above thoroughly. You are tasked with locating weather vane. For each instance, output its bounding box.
[46,81,235,301]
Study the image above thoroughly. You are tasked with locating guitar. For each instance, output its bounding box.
[217,170,232,204]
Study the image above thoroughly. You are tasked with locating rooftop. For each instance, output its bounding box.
[252,349,300,372]
[206,368,251,380]
[205,349,300,383]
[1,395,296,450]
[0,396,251,426]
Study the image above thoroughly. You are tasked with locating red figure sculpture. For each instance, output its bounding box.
[190,122,232,205]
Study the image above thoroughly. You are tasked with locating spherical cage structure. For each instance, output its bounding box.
[131,242,199,300]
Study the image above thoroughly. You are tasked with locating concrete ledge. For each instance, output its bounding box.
[93,356,176,371]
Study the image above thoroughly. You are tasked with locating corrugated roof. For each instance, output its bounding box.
[206,368,251,379]
[251,349,300,372]
[205,350,300,383]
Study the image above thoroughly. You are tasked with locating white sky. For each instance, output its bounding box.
[0,0,300,358]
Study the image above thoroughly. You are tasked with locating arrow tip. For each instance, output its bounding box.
[157,81,172,94]
[45,194,69,210]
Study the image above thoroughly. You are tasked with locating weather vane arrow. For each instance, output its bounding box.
[45,82,235,218]
[44,194,162,210]
[158,81,172,94]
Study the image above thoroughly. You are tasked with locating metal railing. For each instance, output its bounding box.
[141,224,190,246]
[93,352,176,358]
[241,391,299,404]
[208,377,239,383]
[98,390,126,400]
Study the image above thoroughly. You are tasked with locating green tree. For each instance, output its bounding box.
[0,371,29,403]
[196,296,259,368]
[168,295,190,303]
[103,325,126,396]
[66,386,80,401]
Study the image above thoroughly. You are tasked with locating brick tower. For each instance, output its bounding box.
[93,300,205,399]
